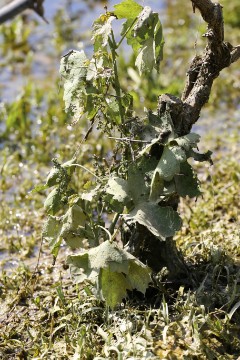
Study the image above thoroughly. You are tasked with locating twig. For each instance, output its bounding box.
[109,136,150,143]
[69,164,103,182]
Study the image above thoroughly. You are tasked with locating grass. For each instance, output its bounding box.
[0,130,239,359]
[0,1,240,359]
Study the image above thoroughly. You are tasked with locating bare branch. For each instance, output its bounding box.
[191,0,224,45]
[231,45,240,64]
[177,0,240,134]
[0,0,47,24]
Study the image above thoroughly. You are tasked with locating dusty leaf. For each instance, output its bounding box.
[59,50,88,117]
[171,133,200,151]
[124,202,182,240]
[128,157,158,204]
[152,145,186,184]
[135,37,155,75]
[42,216,62,256]
[88,241,132,274]
[174,162,201,198]
[67,253,98,283]
[81,184,101,202]
[61,205,86,248]
[43,205,86,254]
[44,187,61,215]
[92,15,115,48]
[46,158,76,188]
[68,241,152,307]
[189,149,213,164]
[106,176,130,203]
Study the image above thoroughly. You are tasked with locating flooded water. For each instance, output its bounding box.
[0,0,239,137]
[0,0,166,101]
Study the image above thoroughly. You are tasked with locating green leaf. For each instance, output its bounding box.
[44,187,62,215]
[133,9,164,74]
[128,260,151,294]
[114,0,142,19]
[105,97,122,124]
[31,183,48,193]
[174,161,201,198]
[124,202,182,240]
[67,241,152,308]
[99,268,131,308]
[121,18,141,53]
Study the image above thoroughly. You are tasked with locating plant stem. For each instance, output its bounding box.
[117,18,137,49]
[109,31,125,124]
[69,164,103,182]
[98,225,113,243]
[109,213,120,235]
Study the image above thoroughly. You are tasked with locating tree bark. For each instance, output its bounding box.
[127,0,240,282]
[0,0,47,24]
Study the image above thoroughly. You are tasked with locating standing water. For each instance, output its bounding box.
[0,0,166,101]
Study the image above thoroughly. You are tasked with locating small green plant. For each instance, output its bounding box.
[41,0,213,308]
